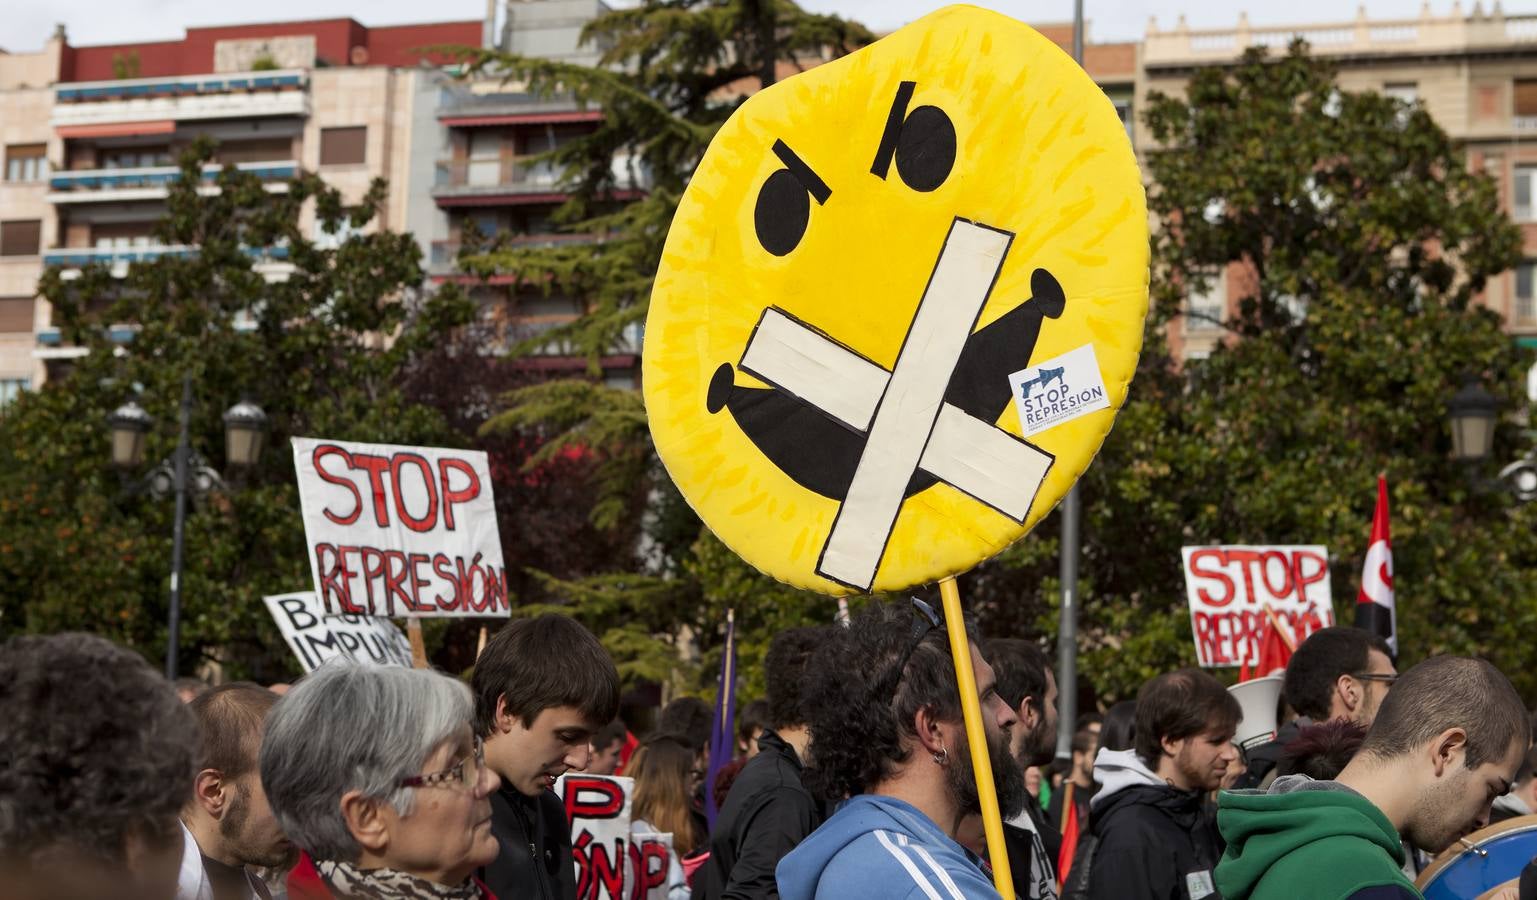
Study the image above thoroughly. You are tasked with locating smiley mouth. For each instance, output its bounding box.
[706,220,1065,590]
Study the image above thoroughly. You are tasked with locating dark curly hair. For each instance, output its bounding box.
[0,633,198,869]
[804,600,975,802]
[765,626,831,730]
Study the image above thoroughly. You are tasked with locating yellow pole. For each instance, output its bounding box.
[939,576,1015,900]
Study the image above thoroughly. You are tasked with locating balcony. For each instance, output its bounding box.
[51,70,309,131]
[47,160,298,204]
[1144,11,1537,69]
[43,244,293,280]
[437,87,602,128]
[432,157,568,207]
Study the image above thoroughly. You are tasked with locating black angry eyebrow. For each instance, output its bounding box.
[871,80,917,178]
[772,139,831,205]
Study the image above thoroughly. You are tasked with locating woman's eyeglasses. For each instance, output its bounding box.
[399,735,485,790]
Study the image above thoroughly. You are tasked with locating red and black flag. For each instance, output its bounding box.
[1355,475,1397,655]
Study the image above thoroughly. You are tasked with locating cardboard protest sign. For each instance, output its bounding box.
[263,591,413,673]
[556,774,675,900]
[1181,546,1336,668]
[292,438,510,618]
[641,5,1149,594]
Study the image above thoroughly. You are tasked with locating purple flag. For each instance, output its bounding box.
[704,608,737,828]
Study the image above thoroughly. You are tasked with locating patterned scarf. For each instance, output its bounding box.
[314,860,483,900]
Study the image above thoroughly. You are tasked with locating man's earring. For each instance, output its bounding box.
[932,743,949,766]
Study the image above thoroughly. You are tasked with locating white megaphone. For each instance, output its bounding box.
[1228,674,1284,751]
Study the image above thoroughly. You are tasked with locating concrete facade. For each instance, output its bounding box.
[1142,8,1537,359]
[0,16,480,392]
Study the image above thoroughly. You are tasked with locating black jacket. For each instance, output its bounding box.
[1086,784,1224,900]
[481,786,576,900]
[694,730,821,900]
[1230,720,1303,791]
[1004,798,1061,900]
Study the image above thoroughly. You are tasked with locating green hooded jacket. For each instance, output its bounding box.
[1214,776,1422,900]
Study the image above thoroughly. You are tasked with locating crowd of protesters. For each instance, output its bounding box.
[2,602,1534,900]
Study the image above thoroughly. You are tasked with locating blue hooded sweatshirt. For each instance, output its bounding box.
[776,794,1002,900]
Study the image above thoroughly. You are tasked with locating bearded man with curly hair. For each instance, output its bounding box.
[0,632,201,900]
[776,599,1026,900]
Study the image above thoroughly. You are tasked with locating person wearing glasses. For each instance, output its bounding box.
[260,663,501,899]
[776,598,1029,900]
[1234,627,1396,791]
[1216,656,1529,900]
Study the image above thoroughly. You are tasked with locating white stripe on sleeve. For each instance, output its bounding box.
[875,830,944,900]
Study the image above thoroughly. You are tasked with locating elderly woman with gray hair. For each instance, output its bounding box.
[261,663,501,899]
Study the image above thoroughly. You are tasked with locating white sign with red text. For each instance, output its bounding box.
[1181,545,1335,668]
[556,774,675,900]
[293,437,510,618]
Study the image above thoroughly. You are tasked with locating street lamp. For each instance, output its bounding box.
[108,399,153,468]
[223,398,269,467]
[109,377,269,678]
[1447,377,1498,463]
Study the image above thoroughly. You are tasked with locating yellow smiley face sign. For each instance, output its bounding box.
[643,5,1148,595]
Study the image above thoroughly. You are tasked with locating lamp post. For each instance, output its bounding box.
[109,376,268,678]
[1055,0,1087,766]
[1447,377,1498,464]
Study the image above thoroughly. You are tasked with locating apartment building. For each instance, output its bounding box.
[1141,7,1537,360]
[0,16,482,389]
[424,0,650,386]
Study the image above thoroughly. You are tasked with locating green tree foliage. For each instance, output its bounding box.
[994,43,1537,701]
[445,1,874,695]
[0,140,474,679]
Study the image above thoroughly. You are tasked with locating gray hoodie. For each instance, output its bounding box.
[1089,748,1163,810]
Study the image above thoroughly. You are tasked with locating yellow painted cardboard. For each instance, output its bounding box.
[643,4,1148,595]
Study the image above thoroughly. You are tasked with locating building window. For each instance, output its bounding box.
[0,378,28,411]
[1516,166,1537,221]
[0,220,42,257]
[319,127,367,166]
[1516,79,1537,129]
[4,145,47,182]
[0,297,33,333]
[1517,261,1537,325]
[1186,269,1226,332]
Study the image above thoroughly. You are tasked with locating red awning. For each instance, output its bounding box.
[439,111,604,127]
[57,120,177,139]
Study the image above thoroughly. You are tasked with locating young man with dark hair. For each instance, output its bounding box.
[1218,655,1530,900]
[777,600,1026,900]
[178,683,291,900]
[587,719,629,777]
[1087,669,1240,900]
[474,614,621,900]
[1239,627,1397,789]
[0,633,200,900]
[698,626,830,900]
[984,638,1061,900]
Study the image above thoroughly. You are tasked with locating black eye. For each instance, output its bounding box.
[872,82,957,193]
[754,169,811,257]
[894,105,956,192]
[753,140,831,257]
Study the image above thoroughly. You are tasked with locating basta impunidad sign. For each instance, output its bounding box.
[292,438,510,618]
[263,592,413,673]
[1181,545,1336,668]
